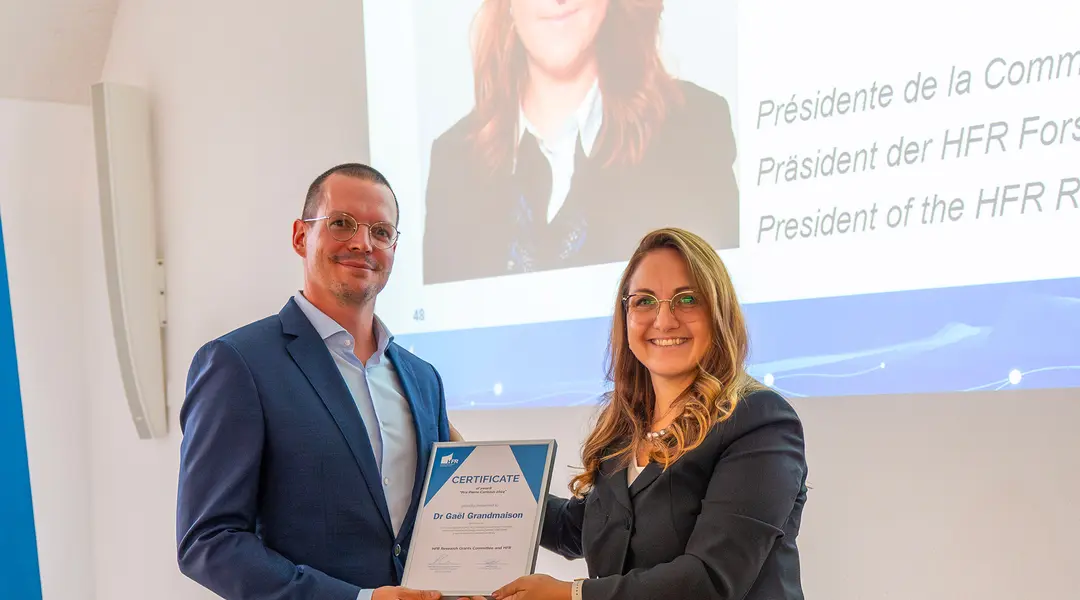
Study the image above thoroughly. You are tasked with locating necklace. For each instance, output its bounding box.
[644,403,684,441]
[644,428,669,441]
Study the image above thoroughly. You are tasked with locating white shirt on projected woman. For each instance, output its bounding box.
[515,80,603,224]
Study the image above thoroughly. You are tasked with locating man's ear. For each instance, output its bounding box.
[292,219,307,257]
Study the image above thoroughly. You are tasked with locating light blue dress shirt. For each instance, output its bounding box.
[293,292,417,600]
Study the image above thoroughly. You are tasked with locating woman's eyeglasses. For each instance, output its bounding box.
[622,291,705,323]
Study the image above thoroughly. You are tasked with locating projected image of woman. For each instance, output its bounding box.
[422,1,740,285]
[487,228,807,600]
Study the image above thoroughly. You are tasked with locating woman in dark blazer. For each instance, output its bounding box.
[490,228,808,600]
[422,0,739,285]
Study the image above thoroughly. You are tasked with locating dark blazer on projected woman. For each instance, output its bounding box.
[176,298,451,599]
[422,80,740,285]
[541,389,808,600]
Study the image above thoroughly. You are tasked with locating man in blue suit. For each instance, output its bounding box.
[177,164,453,600]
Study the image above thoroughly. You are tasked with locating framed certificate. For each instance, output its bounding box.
[402,439,558,597]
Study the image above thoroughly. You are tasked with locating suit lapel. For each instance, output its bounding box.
[599,455,632,513]
[386,343,432,543]
[598,452,662,505]
[629,462,662,497]
[279,300,393,536]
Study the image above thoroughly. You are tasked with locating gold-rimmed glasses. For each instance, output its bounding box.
[622,290,705,323]
[302,212,399,249]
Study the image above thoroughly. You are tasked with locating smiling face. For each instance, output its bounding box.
[292,173,398,308]
[510,0,610,80]
[624,248,712,387]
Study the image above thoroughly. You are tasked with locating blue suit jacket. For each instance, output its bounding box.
[176,299,450,600]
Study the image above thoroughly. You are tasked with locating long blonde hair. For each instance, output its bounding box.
[569,228,762,496]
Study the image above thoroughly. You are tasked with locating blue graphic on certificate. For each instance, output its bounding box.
[402,440,557,596]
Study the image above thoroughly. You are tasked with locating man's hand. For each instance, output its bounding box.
[373,586,441,600]
[449,422,465,442]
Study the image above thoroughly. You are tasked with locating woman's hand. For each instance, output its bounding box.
[491,574,572,600]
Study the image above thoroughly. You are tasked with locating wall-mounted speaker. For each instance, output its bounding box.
[91,82,167,440]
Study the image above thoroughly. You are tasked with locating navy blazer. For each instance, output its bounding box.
[176,299,451,600]
[540,389,808,600]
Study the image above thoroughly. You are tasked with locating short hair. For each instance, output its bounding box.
[302,163,399,225]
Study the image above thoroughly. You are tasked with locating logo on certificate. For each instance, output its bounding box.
[440,453,460,467]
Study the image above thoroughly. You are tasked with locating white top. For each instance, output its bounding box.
[627,460,645,486]
[516,80,603,223]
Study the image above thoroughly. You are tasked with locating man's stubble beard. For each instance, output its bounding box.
[321,250,388,307]
[330,272,387,307]
[332,280,374,306]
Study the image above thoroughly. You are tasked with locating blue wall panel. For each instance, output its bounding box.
[0,215,43,599]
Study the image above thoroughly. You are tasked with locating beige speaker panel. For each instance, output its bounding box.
[91,82,167,440]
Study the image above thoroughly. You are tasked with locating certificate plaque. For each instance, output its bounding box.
[402,439,557,597]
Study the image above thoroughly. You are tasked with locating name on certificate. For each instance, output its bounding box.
[432,510,526,520]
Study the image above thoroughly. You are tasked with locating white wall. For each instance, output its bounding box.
[0,98,97,600]
[2,0,1056,599]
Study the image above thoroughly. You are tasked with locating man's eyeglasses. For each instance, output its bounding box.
[622,291,705,323]
[302,212,399,249]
